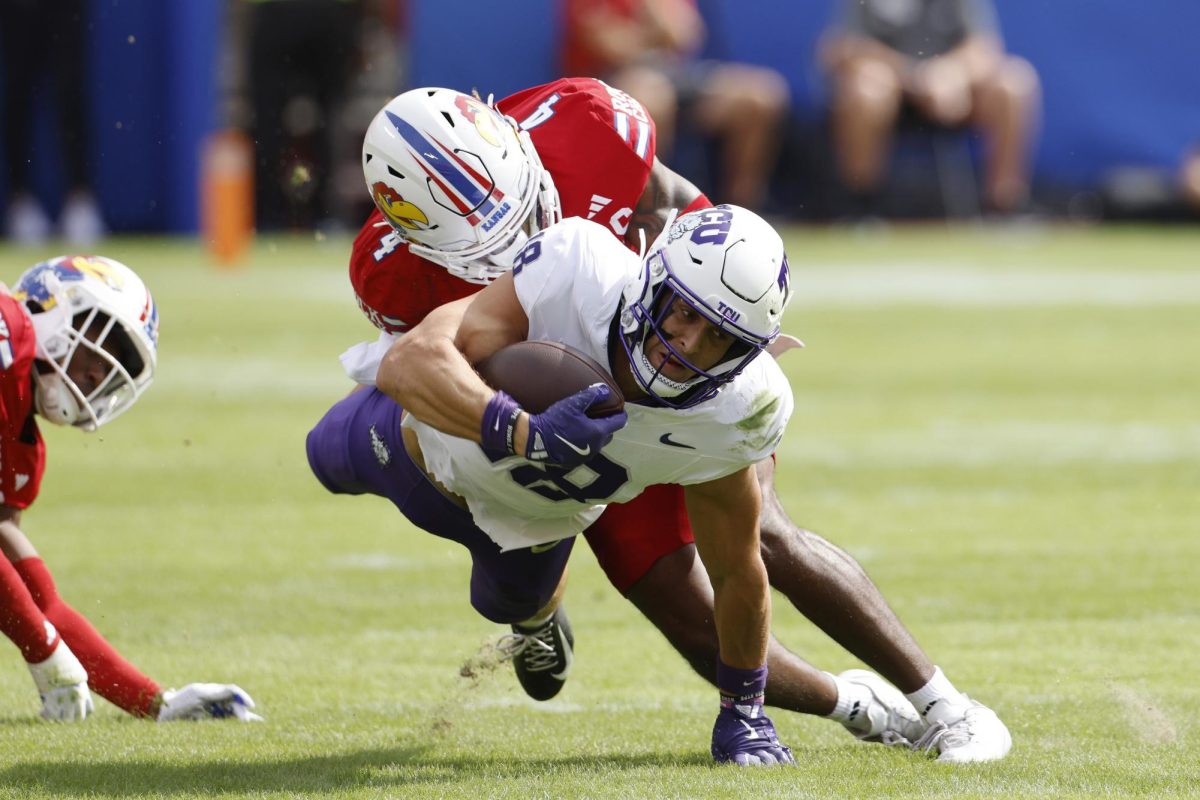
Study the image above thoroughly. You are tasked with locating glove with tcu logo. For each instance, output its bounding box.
[481,386,627,468]
[711,662,795,767]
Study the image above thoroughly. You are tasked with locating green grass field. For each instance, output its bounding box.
[0,224,1197,798]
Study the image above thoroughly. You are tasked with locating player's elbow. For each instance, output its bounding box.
[377,330,451,404]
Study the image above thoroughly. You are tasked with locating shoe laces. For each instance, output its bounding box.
[912,698,981,754]
[497,622,559,672]
[912,720,950,753]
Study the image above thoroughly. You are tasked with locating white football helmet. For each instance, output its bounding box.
[13,255,158,431]
[362,87,561,284]
[618,205,793,408]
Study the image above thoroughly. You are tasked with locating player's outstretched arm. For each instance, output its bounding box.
[377,273,526,441]
[685,468,795,766]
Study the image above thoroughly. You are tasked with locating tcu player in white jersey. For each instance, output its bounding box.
[313,205,798,764]
[315,84,1011,763]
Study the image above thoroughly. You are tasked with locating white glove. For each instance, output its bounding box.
[157,683,263,722]
[28,642,94,722]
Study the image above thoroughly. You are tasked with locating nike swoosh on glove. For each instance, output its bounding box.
[711,661,795,767]
[482,385,627,469]
[711,702,796,766]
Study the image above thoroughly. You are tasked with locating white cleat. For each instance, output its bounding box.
[914,696,1012,763]
[836,669,928,745]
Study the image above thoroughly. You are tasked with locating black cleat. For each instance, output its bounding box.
[498,605,574,701]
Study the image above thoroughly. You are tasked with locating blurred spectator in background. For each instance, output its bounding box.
[562,0,789,212]
[1,0,106,246]
[228,0,367,231]
[820,0,1040,216]
[1180,144,1200,214]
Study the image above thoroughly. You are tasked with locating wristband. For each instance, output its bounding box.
[480,391,522,455]
[716,660,767,707]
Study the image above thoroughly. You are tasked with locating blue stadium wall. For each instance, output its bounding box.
[0,1,219,233]
[2,0,1197,231]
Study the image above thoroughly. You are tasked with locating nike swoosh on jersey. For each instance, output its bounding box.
[658,432,696,449]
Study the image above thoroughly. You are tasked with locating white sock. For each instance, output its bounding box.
[824,672,875,732]
[905,666,969,723]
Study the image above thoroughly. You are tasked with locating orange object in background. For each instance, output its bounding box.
[201,130,254,265]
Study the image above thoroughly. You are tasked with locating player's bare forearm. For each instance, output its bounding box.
[378,274,530,442]
[377,296,495,441]
[685,469,771,668]
[626,158,706,250]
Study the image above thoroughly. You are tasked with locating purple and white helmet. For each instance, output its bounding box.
[618,205,792,408]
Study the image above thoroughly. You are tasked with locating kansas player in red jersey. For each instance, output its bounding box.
[0,256,260,722]
[328,80,1011,762]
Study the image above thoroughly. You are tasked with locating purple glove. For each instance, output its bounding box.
[711,663,795,767]
[481,385,627,468]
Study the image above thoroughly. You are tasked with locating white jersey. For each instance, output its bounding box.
[405,218,794,551]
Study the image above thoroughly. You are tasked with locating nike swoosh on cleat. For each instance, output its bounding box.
[553,434,591,456]
[551,639,574,680]
[658,432,695,449]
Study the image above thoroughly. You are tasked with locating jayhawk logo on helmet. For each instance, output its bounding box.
[371,182,431,231]
[454,95,505,148]
[69,255,128,289]
[13,259,80,309]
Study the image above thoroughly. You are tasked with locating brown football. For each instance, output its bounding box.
[475,340,625,417]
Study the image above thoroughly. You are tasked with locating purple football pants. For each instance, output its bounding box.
[306,387,574,623]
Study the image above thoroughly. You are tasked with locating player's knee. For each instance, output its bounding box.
[758,514,818,569]
[669,624,720,682]
[305,417,357,494]
[469,584,544,625]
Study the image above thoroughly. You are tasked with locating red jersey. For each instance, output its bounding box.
[0,293,46,509]
[349,77,657,335]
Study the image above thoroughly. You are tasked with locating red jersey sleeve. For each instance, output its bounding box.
[349,209,482,334]
[499,77,656,242]
[0,294,46,509]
